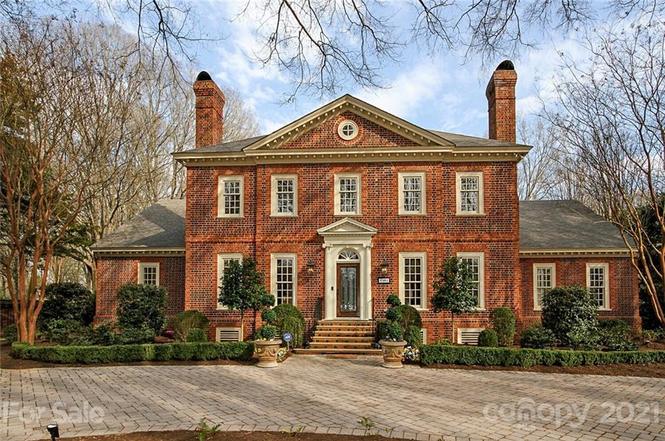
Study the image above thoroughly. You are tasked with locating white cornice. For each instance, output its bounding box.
[93,247,185,257]
[519,248,632,257]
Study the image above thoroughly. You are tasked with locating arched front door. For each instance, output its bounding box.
[337,249,360,317]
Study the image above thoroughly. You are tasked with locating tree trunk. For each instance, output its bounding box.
[450,311,455,344]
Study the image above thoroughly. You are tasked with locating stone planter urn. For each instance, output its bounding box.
[379,340,407,369]
[254,339,283,368]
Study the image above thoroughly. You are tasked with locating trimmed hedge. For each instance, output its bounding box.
[420,344,665,368]
[11,341,254,364]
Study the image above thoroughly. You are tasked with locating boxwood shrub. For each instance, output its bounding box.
[420,344,665,368]
[11,341,254,364]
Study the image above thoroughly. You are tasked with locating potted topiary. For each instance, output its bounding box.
[253,324,282,368]
[379,321,406,368]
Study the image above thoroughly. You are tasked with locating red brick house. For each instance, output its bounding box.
[92,62,640,349]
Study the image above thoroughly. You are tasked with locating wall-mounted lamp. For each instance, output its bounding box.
[47,423,59,441]
[380,260,389,274]
[306,260,316,274]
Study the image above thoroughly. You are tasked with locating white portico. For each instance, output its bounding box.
[317,218,377,320]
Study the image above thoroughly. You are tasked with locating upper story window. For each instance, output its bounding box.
[217,253,243,309]
[218,176,244,218]
[271,254,297,305]
[271,175,298,216]
[398,172,426,215]
[334,174,361,215]
[456,172,484,215]
[457,252,485,309]
[338,120,358,140]
[399,252,426,309]
[587,263,610,309]
[138,263,159,286]
[533,263,555,310]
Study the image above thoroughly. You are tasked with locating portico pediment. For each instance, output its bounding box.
[317,218,377,237]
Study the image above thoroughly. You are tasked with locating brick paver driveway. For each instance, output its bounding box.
[2,355,665,440]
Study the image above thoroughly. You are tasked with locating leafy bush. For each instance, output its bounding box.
[491,308,516,347]
[42,319,92,345]
[385,307,402,322]
[386,294,401,307]
[542,286,598,348]
[261,309,277,324]
[642,328,665,343]
[267,304,306,347]
[255,324,278,341]
[420,344,665,367]
[2,324,17,343]
[11,341,255,364]
[39,283,95,330]
[404,325,423,348]
[117,326,155,344]
[170,310,210,342]
[90,323,118,346]
[186,328,208,343]
[597,320,637,351]
[380,297,422,344]
[382,321,403,341]
[478,329,499,347]
[116,283,167,334]
[520,325,556,349]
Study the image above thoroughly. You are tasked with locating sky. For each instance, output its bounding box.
[93,0,606,140]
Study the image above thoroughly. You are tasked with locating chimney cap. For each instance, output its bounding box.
[496,60,515,71]
[195,71,212,81]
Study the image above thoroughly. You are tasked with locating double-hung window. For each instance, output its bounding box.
[456,172,484,215]
[138,263,159,286]
[587,263,610,309]
[399,252,426,309]
[218,176,244,217]
[398,172,426,215]
[533,263,555,310]
[217,253,243,309]
[271,175,297,216]
[457,252,485,309]
[271,254,297,305]
[334,174,361,215]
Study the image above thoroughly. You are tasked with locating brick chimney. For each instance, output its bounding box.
[485,60,517,143]
[193,71,225,148]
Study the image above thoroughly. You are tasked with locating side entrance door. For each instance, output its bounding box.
[337,263,360,317]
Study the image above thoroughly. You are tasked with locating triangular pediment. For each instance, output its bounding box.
[317,218,378,236]
[244,95,454,151]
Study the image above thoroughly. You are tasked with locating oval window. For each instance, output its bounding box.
[338,120,358,140]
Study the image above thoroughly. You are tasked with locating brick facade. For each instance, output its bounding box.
[93,63,641,343]
[95,256,185,322]
[520,256,641,330]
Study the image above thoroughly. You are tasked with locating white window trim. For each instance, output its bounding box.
[270,253,298,306]
[138,262,159,286]
[217,175,244,218]
[456,252,485,310]
[398,172,427,215]
[398,252,427,310]
[217,253,243,310]
[338,119,359,140]
[533,263,556,311]
[586,262,610,310]
[334,173,362,216]
[270,174,298,217]
[456,171,485,216]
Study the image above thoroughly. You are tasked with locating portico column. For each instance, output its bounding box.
[363,244,372,320]
[323,244,336,320]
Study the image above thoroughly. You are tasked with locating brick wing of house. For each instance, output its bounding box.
[91,62,640,348]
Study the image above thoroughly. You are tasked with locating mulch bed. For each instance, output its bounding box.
[426,362,665,377]
[39,431,390,441]
[0,343,253,369]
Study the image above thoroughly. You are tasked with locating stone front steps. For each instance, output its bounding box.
[293,320,382,355]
